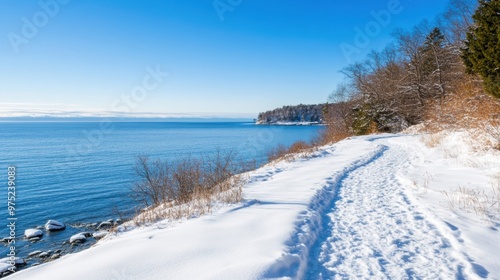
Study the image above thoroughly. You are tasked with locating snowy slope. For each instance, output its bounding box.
[8,133,499,280]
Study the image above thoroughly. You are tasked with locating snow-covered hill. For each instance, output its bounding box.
[8,132,499,280]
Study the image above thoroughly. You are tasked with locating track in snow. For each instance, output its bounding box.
[305,142,470,279]
[266,137,478,280]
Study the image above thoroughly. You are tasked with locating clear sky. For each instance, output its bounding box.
[0,0,451,118]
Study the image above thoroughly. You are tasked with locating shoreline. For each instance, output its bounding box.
[254,121,326,126]
[0,122,322,278]
[0,219,123,278]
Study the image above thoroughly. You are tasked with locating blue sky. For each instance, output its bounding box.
[0,0,451,118]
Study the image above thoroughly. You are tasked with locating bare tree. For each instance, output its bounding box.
[132,150,244,213]
[394,22,432,107]
[441,0,477,46]
[326,83,355,133]
[132,156,175,207]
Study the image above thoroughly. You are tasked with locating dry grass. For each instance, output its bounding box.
[423,76,500,143]
[132,175,245,226]
[128,150,246,226]
[420,133,444,148]
[317,123,352,145]
[443,176,500,223]
[409,76,500,153]
[267,144,292,162]
[266,140,322,164]
[482,118,500,150]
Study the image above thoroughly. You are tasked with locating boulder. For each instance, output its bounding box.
[24,229,43,239]
[69,233,87,244]
[92,231,108,239]
[28,251,42,257]
[0,263,13,274]
[45,220,66,231]
[97,221,113,230]
[0,257,26,266]
[38,252,50,258]
[0,237,11,243]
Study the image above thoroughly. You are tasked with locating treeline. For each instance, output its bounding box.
[323,0,499,141]
[257,104,325,124]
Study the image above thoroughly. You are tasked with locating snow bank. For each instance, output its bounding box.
[8,132,499,279]
[256,121,323,126]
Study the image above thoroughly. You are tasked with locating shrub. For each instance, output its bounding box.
[267,144,289,162]
[130,150,245,224]
[266,141,315,163]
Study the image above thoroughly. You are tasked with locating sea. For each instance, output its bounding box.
[0,121,322,267]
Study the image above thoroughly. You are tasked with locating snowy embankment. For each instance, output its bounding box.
[8,133,499,280]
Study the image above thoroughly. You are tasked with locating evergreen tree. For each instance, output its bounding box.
[422,29,446,70]
[420,27,459,99]
[462,0,500,98]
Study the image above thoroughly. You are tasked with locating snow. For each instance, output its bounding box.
[256,121,323,126]
[28,251,42,257]
[0,263,13,274]
[69,234,88,244]
[0,258,25,266]
[23,229,43,239]
[38,252,50,258]
[45,220,66,231]
[92,231,108,239]
[97,221,113,230]
[92,231,109,239]
[7,132,499,280]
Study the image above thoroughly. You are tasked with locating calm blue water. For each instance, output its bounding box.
[0,122,321,261]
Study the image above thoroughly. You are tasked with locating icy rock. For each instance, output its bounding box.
[70,233,91,244]
[38,252,50,258]
[0,237,11,243]
[24,229,43,239]
[0,257,26,266]
[97,221,113,230]
[28,251,42,257]
[0,263,13,274]
[45,220,66,231]
[92,231,108,239]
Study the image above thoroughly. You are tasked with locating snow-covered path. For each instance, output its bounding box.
[7,134,498,280]
[306,141,464,279]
